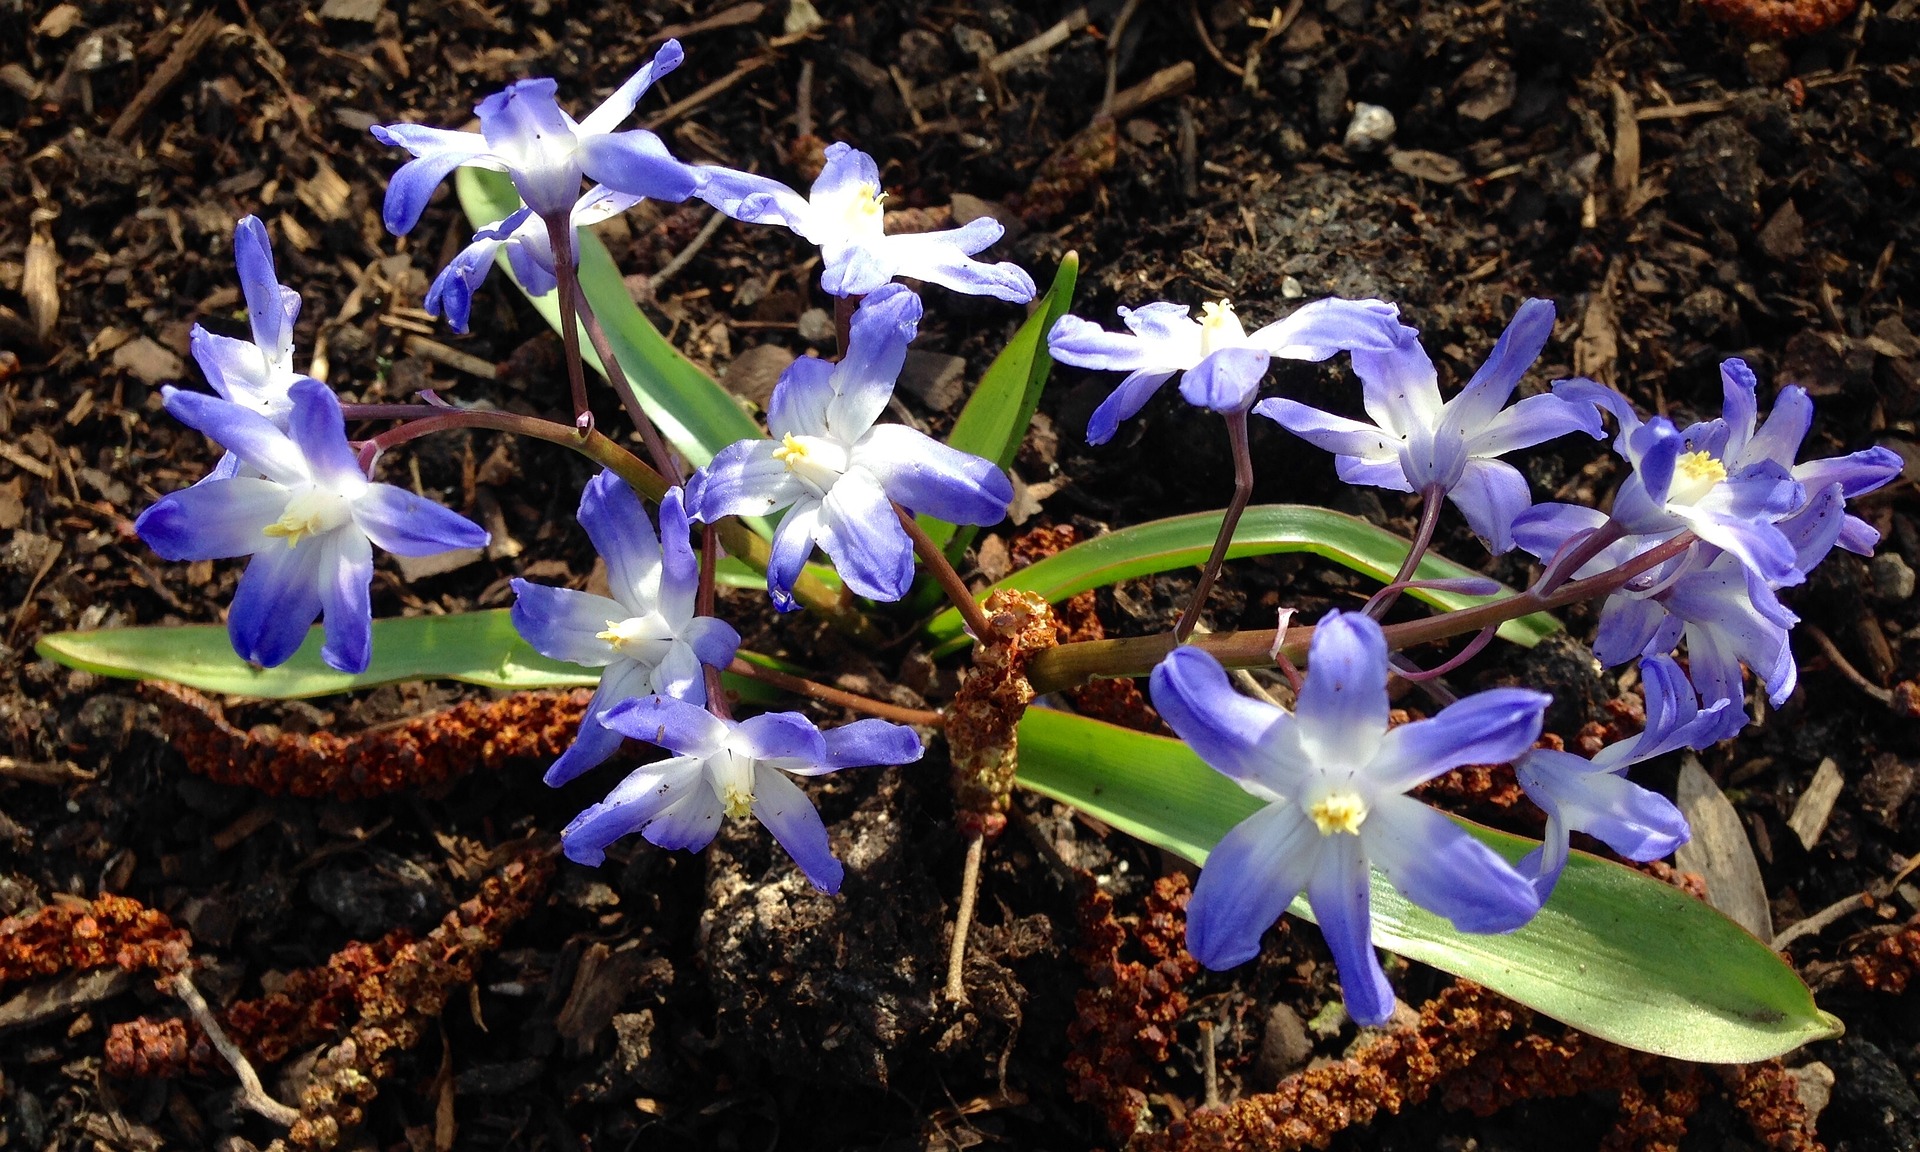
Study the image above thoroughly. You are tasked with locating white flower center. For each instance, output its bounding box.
[1197,299,1246,356]
[706,748,757,820]
[1306,790,1369,836]
[262,487,352,547]
[1666,450,1728,507]
[830,183,887,241]
[772,432,849,497]
[594,614,672,662]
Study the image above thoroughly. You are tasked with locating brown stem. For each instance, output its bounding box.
[1367,484,1445,620]
[350,407,871,635]
[896,503,996,641]
[1173,409,1254,643]
[541,213,594,432]
[1025,530,1700,695]
[700,525,731,719]
[834,294,859,359]
[568,284,682,482]
[727,657,943,726]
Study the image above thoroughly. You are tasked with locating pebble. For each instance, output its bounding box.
[1281,276,1305,299]
[1343,103,1396,153]
[1871,552,1915,602]
[797,307,835,344]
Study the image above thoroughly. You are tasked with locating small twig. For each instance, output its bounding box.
[110,11,222,140]
[166,971,301,1128]
[0,755,93,786]
[1189,0,1245,77]
[987,6,1089,74]
[945,832,985,1003]
[794,58,814,139]
[643,55,773,130]
[1770,893,1871,950]
[1200,1019,1222,1109]
[1100,0,1149,115]
[401,335,498,381]
[727,657,943,727]
[649,209,728,294]
[1803,623,1894,705]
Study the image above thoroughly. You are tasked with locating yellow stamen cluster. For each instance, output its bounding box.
[1307,792,1369,836]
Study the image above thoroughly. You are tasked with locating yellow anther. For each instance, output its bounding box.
[261,490,350,548]
[772,432,808,467]
[1668,450,1729,505]
[721,783,754,820]
[1307,792,1369,836]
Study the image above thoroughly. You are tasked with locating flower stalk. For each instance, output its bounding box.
[1173,409,1255,642]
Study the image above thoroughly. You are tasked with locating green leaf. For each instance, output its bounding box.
[925,504,1559,654]
[39,614,793,706]
[37,612,598,699]
[454,167,763,470]
[917,254,1079,559]
[1015,707,1841,1063]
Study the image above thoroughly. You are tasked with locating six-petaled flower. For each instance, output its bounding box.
[562,694,923,892]
[512,474,741,787]
[371,40,699,237]
[688,284,1013,609]
[697,143,1036,302]
[1256,299,1605,554]
[1149,612,1549,1024]
[1046,296,1405,445]
[136,379,489,673]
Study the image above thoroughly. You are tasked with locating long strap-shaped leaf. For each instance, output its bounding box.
[454,167,763,470]
[37,613,783,704]
[917,253,1079,561]
[1016,707,1840,1063]
[924,504,1559,653]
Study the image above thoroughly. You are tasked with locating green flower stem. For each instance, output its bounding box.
[1025,530,1697,695]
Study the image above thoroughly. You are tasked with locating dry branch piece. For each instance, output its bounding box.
[1698,0,1858,39]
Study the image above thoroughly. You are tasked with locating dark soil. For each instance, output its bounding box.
[3,0,1920,1149]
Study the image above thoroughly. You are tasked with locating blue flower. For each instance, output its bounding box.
[427,185,640,333]
[696,143,1036,302]
[1514,655,1736,899]
[1149,612,1548,1025]
[1711,358,1902,558]
[135,379,489,673]
[1551,370,1807,586]
[1514,506,1805,707]
[563,694,923,892]
[688,285,1013,609]
[511,475,741,788]
[371,40,699,235]
[1046,296,1405,446]
[190,216,305,427]
[1256,299,1606,554]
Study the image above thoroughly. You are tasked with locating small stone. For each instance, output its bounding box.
[722,344,797,409]
[393,547,485,582]
[898,350,968,412]
[111,336,184,385]
[1860,753,1916,827]
[1872,552,1915,601]
[797,307,835,344]
[1756,199,1805,262]
[951,193,1026,242]
[1789,1062,1834,1123]
[1280,276,1305,299]
[1671,118,1762,230]
[1343,103,1396,153]
[1253,1003,1314,1085]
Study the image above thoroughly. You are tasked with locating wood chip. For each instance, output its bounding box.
[24,220,58,339]
[1674,754,1773,941]
[1610,83,1640,201]
[647,1,764,43]
[111,335,186,385]
[296,157,354,223]
[0,968,138,1034]
[1787,758,1845,850]
[1388,149,1465,184]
